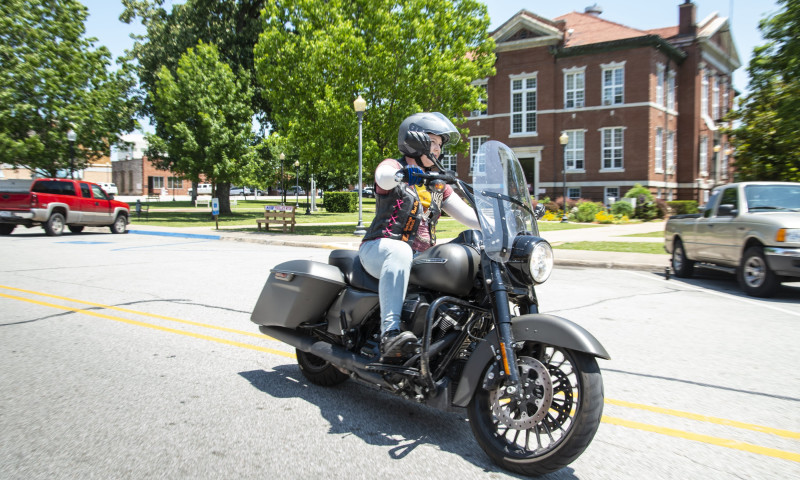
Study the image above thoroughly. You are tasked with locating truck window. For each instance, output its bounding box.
[32,180,76,196]
[90,184,108,200]
[703,190,721,218]
[80,183,91,198]
[718,188,738,216]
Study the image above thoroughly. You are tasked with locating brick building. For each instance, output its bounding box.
[113,134,189,197]
[456,1,740,205]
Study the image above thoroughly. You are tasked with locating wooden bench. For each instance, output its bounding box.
[146,194,160,202]
[195,196,212,208]
[256,206,296,232]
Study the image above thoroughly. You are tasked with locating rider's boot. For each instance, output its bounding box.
[380,329,418,360]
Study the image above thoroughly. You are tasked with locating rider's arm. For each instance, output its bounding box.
[443,194,480,230]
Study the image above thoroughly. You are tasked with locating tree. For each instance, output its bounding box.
[146,41,258,214]
[0,0,138,177]
[726,0,800,182]
[253,0,495,183]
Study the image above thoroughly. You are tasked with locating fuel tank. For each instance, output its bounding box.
[409,242,480,296]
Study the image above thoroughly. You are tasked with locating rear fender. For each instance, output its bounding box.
[451,314,609,407]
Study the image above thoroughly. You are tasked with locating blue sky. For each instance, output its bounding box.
[81,0,779,134]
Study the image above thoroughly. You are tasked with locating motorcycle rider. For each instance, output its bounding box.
[359,112,481,359]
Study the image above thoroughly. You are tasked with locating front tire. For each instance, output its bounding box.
[0,224,14,235]
[671,238,694,278]
[738,246,778,297]
[44,213,65,236]
[296,350,349,386]
[467,345,603,477]
[110,214,128,234]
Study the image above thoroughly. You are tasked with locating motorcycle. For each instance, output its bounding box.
[251,140,609,477]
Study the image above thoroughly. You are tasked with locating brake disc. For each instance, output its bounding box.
[490,356,554,430]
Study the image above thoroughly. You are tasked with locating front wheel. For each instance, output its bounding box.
[110,214,128,234]
[44,212,65,236]
[296,350,349,386]
[738,246,778,297]
[467,345,604,477]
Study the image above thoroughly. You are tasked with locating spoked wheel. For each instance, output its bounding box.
[467,344,604,477]
[296,349,349,386]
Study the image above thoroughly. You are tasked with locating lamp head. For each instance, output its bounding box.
[559,132,569,145]
[353,95,366,112]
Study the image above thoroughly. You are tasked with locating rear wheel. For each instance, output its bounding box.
[0,224,14,235]
[671,238,694,277]
[68,225,84,233]
[738,246,778,297]
[110,214,128,234]
[296,350,349,386]
[467,345,603,477]
[44,213,65,236]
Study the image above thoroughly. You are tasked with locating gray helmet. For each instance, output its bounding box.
[398,112,460,157]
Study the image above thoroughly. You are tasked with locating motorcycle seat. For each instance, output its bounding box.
[328,250,380,292]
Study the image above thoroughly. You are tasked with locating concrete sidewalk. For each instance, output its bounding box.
[127,221,670,272]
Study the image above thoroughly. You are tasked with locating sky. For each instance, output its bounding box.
[81,0,780,139]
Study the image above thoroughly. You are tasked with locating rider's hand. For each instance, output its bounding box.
[397,166,425,186]
[404,131,431,158]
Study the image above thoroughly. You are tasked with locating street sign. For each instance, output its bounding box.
[211,198,219,216]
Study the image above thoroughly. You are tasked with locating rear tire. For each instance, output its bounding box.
[467,346,603,477]
[296,350,349,386]
[110,214,128,234]
[44,213,65,236]
[671,238,695,278]
[0,224,14,235]
[68,225,84,234]
[738,246,778,297]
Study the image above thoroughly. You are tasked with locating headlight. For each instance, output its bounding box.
[507,236,554,285]
[777,228,800,243]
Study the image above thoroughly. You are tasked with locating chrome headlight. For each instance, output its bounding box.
[507,236,554,285]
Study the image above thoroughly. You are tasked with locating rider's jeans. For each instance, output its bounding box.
[359,238,414,336]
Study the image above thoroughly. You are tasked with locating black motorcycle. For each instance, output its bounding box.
[251,140,609,476]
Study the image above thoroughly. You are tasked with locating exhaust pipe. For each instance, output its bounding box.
[259,325,390,387]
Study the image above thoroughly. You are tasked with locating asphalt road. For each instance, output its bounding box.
[1,231,798,479]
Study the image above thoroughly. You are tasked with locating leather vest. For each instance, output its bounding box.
[362,163,443,249]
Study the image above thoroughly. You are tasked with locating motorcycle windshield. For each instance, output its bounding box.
[472,140,538,263]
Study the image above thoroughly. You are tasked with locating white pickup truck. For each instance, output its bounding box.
[664,181,800,297]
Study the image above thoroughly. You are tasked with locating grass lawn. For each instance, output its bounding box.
[556,241,667,254]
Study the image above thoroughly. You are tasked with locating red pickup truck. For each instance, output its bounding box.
[0,178,130,236]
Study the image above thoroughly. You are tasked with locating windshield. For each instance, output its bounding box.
[744,184,800,212]
[472,140,538,262]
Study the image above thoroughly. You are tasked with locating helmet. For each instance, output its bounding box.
[398,112,460,158]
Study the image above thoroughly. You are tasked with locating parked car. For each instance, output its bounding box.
[229,186,252,196]
[98,182,118,196]
[286,186,305,196]
[188,183,213,195]
[351,187,374,198]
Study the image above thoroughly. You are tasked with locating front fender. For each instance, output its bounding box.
[451,314,610,407]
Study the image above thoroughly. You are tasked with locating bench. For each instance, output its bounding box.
[195,196,212,208]
[256,206,296,232]
[146,194,160,202]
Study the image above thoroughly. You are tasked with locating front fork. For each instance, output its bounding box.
[487,261,524,396]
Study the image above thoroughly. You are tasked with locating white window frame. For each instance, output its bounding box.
[701,72,709,117]
[722,80,729,116]
[604,187,620,205]
[601,62,625,106]
[667,70,676,110]
[656,64,665,107]
[666,131,675,172]
[564,129,585,171]
[168,177,182,189]
[563,67,586,109]
[441,149,457,172]
[567,187,581,200]
[699,135,708,176]
[655,128,664,172]
[712,76,720,119]
[600,127,625,171]
[510,74,537,135]
[469,136,488,175]
[471,81,488,117]
[150,176,164,189]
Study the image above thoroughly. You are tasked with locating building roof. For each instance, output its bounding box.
[555,11,649,47]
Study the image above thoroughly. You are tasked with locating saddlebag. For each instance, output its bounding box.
[251,260,346,328]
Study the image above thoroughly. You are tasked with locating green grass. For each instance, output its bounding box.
[622,230,664,238]
[556,241,668,254]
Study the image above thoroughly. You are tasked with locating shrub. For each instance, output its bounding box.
[542,211,558,222]
[667,200,699,215]
[624,183,659,220]
[324,191,357,213]
[611,201,634,217]
[575,201,603,222]
[595,210,614,224]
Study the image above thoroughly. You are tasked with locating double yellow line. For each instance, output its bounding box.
[1,284,798,463]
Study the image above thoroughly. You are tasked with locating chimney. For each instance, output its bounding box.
[584,4,603,16]
[679,0,696,36]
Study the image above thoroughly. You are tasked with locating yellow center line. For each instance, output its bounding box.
[0,284,269,340]
[603,415,800,463]
[3,285,800,463]
[606,398,800,440]
[0,292,295,360]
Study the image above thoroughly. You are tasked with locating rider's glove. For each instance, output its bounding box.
[397,166,425,186]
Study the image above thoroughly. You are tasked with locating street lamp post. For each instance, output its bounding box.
[559,131,570,223]
[294,160,300,208]
[66,128,77,179]
[279,153,285,205]
[353,95,367,236]
[305,162,311,215]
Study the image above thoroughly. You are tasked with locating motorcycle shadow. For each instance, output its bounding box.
[239,366,579,479]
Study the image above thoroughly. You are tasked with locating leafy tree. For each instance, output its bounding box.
[726,0,800,182]
[0,0,138,177]
[254,0,496,185]
[146,41,257,214]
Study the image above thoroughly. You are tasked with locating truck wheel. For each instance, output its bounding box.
[44,213,65,236]
[0,224,14,235]
[110,214,128,234]
[738,246,778,297]
[671,238,694,278]
[68,225,84,234]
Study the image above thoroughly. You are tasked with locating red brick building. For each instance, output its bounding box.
[113,155,189,197]
[456,1,740,205]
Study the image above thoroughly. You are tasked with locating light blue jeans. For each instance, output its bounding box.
[359,238,414,336]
